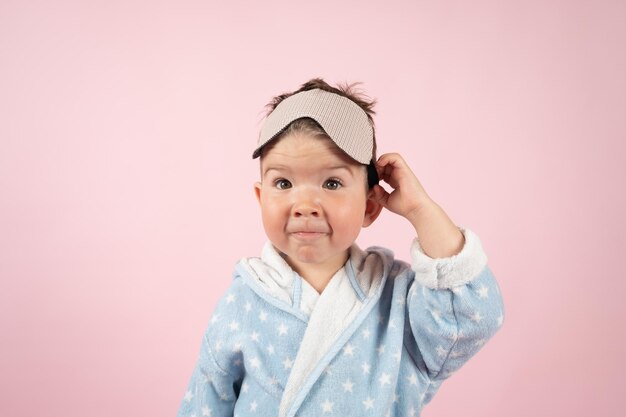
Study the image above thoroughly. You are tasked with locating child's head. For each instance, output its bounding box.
[252,78,383,275]
[254,78,379,187]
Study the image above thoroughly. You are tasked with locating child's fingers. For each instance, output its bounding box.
[376,154,403,188]
[376,153,407,170]
[376,153,408,174]
[379,168,398,188]
[376,152,419,189]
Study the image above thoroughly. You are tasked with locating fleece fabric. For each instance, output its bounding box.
[177,226,504,417]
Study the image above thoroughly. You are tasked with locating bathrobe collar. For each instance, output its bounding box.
[238,242,393,417]
[239,242,384,316]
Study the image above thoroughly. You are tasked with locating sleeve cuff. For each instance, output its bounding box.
[410,226,488,289]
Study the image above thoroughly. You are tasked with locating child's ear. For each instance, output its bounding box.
[254,182,262,205]
[362,187,384,227]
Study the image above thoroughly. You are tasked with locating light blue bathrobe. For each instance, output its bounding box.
[177,227,504,417]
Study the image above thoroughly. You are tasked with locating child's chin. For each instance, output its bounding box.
[292,248,324,264]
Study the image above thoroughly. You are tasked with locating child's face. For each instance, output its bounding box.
[254,133,380,273]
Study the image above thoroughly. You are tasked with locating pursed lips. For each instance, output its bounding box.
[289,231,328,241]
[287,224,330,240]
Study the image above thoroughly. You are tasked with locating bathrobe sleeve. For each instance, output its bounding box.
[405,227,504,384]
[177,291,244,417]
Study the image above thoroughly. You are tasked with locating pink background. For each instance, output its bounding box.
[1,1,624,416]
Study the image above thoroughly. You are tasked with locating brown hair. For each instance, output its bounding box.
[261,78,378,161]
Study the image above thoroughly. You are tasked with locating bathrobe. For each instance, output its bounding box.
[177,227,504,417]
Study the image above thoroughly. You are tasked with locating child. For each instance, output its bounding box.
[177,78,504,417]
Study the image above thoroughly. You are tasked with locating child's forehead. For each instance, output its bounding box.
[261,134,360,167]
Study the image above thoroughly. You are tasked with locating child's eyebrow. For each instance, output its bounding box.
[262,164,355,176]
[262,165,289,176]
[325,165,354,174]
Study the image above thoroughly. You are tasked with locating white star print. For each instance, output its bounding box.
[497,312,504,326]
[269,376,279,385]
[220,393,229,401]
[214,341,223,352]
[283,357,293,369]
[408,373,418,386]
[245,302,252,312]
[322,399,334,413]
[379,373,391,386]
[452,286,464,296]
[436,345,447,357]
[477,285,489,299]
[431,309,441,321]
[393,392,399,403]
[201,406,212,416]
[250,331,260,342]
[232,342,242,352]
[363,397,374,410]
[447,331,459,342]
[471,311,483,323]
[228,321,240,331]
[408,406,416,416]
[361,361,371,374]
[324,364,333,375]
[241,382,249,393]
[250,400,258,411]
[250,357,260,368]
[389,319,397,329]
[184,390,193,401]
[233,358,242,367]
[396,297,406,306]
[226,294,235,304]
[267,344,275,355]
[278,323,288,336]
[210,314,220,324]
[343,343,355,356]
[377,344,385,355]
[474,338,486,347]
[342,379,354,392]
[259,311,268,321]
[362,328,371,339]
[393,351,401,363]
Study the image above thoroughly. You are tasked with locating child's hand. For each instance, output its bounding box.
[372,153,434,220]
[373,152,465,258]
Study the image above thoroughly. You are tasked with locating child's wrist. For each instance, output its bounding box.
[407,199,464,258]
[404,197,437,225]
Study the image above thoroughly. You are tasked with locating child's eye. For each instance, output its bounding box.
[274,179,292,190]
[323,179,342,190]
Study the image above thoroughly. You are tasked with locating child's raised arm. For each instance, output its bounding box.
[373,152,504,402]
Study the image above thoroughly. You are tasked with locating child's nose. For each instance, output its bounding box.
[293,204,320,217]
[292,192,322,217]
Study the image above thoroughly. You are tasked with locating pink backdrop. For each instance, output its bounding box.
[1,1,624,416]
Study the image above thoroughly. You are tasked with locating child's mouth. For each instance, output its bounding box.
[291,231,327,240]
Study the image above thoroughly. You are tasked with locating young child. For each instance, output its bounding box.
[177,78,504,417]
